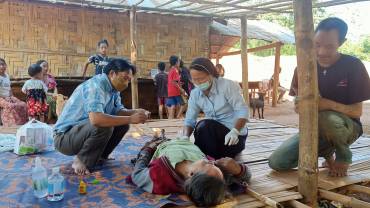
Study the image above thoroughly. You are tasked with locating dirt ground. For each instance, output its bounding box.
[261,101,370,135]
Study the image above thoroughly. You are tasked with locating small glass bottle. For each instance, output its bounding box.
[47,167,65,201]
[32,157,48,198]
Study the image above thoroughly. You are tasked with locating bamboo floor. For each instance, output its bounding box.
[1,119,369,207]
[130,119,370,208]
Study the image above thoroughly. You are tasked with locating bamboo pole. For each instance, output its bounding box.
[246,188,283,208]
[293,0,319,207]
[219,42,281,57]
[319,189,370,208]
[272,42,282,107]
[240,15,249,104]
[287,200,311,208]
[346,184,370,195]
[130,7,139,109]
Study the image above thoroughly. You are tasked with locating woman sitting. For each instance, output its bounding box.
[182,58,249,160]
[0,58,28,126]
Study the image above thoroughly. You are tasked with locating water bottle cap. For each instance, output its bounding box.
[52,167,60,173]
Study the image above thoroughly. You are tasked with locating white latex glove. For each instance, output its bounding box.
[224,128,240,146]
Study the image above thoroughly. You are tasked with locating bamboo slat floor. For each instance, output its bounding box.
[1,119,369,207]
[128,119,370,207]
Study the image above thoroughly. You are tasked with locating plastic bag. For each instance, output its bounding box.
[14,119,54,155]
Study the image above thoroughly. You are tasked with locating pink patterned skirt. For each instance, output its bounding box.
[0,96,28,126]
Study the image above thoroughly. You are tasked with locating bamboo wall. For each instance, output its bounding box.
[0,0,210,78]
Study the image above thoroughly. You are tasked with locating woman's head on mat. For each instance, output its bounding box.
[184,159,226,207]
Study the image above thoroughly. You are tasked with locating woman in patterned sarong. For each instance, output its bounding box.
[0,58,28,126]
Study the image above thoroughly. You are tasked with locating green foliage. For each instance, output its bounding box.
[339,36,370,61]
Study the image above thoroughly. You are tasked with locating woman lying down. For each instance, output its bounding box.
[128,136,252,207]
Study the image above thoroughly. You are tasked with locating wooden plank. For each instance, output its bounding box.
[130,7,139,108]
[220,42,282,57]
[319,189,370,208]
[270,160,370,191]
[293,0,319,206]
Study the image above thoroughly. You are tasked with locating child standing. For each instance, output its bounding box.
[82,39,110,78]
[22,64,48,122]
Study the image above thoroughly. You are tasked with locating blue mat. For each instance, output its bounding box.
[0,136,191,208]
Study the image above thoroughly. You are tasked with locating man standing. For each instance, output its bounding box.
[54,58,149,175]
[269,17,370,177]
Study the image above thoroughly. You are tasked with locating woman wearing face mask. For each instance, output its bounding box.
[82,39,110,78]
[182,57,249,160]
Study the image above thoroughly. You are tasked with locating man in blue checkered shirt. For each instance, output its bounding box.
[54,58,149,175]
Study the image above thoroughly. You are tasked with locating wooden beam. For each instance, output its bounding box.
[246,188,283,208]
[130,7,139,109]
[220,42,282,57]
[272,43,281,107]
[184,0,283,13]
[286,200,311,208]
[192,0,233,12]
[293,0,319,207]
[319,189,370,208]
[345,184,370,195]
[155,0,177,8]
[240,15,249,104]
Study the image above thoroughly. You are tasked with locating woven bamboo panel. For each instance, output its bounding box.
[0,0,210,78]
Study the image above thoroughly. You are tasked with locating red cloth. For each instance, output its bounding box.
[167,67,181,97]
[149,157,184,194]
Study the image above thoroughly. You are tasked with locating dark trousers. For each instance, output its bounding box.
[194,119,247,159]
[54,121,129,170]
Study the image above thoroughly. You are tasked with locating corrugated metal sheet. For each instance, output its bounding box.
[211,20,295,44]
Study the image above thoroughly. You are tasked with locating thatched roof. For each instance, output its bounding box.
[35,0,364,19]
[211,20,295,44]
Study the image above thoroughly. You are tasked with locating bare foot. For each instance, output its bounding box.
[328,161,349,177]
[72,157,90,176]
[322,155,335,168]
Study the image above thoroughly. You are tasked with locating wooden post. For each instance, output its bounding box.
[272,43,281,107]
[240,15,249,104]
[293,0,319,207]
[130,7,139,109]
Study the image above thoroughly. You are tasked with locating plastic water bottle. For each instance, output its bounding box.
[32,157,48,198]
[47,167,65,201]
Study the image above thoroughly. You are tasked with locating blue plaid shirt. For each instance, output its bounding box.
[184,77,249,135]
[54,74,125,133]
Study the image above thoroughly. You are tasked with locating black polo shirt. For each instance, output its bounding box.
[289,54,370,126]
